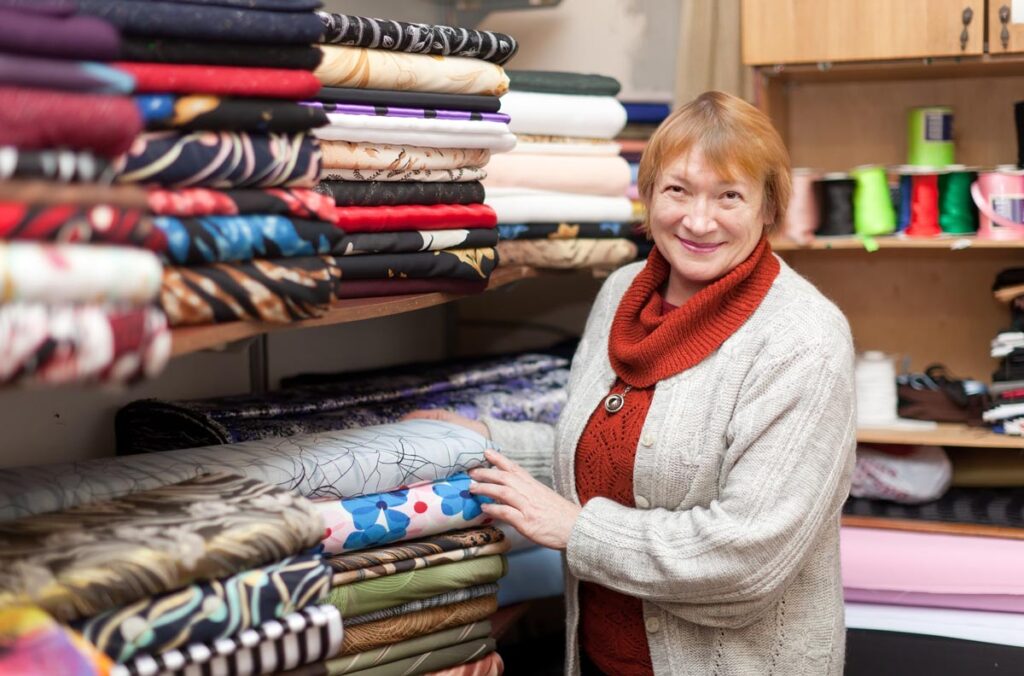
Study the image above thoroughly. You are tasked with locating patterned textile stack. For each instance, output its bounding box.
[485,70,638,271]
[310,12,517,298]
[618,101,674,259]
[0,1,169,385]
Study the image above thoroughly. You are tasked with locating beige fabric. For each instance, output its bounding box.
[321,141,490,172]
[316,46,509,96]
[496,239,637,270]
[483,154,631,197]
[674,0,753,105]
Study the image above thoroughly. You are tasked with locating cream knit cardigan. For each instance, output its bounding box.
[483,256,856,676]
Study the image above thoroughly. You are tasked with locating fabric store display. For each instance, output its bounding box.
[317,182,485,207]
[0,605,113,676]
[0,303,169,386]
[74,553,331,663]
[118,63,321,99]
[0,54,134,94]
[496,239,638,270]
[154,215,344,265]
[0,203,165,249]
[425,651,503,676]
[497,222,635,240]
[148,187,337,221]
[110,605,344,676]
[483,153,631,196]
[120,39,324,70]
[316,88,501,114]
[850,445,952,504]
[334,248,497,282]
[115,131,321,188]
[0,419,492,520]
[326,623,491,674]
[333,204,496,233]
[0,473,321,622]
[315,47,509,97]
[334,278,486,299]
[342,639,495,676]
[845,602,1024,648]
[339,229,498,256]
[0,242,162,304]
[0,147,114,184]
[0,86,142,157]
[0,180,148,208]
[321,142,489,173]
[76,0,325,45]
[496,546,564,607]
[507,70,621,97]
[341,597,497,655]
[324,167,487,184]
[317,474,495,554]
[843,487,1024,527]
[498,91,627,139]
[0,7,120,61]
[137,95,329,133]
[485,188,633,223]
[317,13,517,66]
[948,447,1024,486]
[313,113,516,153]
[344,585,499,627]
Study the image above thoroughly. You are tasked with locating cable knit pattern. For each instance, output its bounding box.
[482,255,856,676]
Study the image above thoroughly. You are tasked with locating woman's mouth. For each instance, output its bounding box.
[677,237,723,254]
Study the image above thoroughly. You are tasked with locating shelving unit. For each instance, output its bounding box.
[841,514,1024,541]
[771,236,1024,252]
[857,423,1024,449]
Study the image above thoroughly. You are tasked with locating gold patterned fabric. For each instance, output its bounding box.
[341,596,497,656]
[321,142,490,172]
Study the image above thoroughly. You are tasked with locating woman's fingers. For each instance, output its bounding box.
[468,480,522,507]
[467,466,513,486]
[484,448,525,474]
[480,502,524,525]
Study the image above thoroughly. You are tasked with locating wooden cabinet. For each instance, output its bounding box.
[743,0,985,65]
[989,1,1024,54]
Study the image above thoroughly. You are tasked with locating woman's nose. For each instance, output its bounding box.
[683,199,717,235]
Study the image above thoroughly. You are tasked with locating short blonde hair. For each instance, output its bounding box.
[637,91,791,233]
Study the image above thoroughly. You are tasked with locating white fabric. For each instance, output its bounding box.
[313,114,516,152]
[850,445,952,503]
[485,187,633,224]
[511,141,623,156]
[499,91,628,139]
[845,602,1024,647]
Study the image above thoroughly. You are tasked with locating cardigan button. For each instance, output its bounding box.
[645,617,662,633]
[641,433,655,447]
[635,495,651,509]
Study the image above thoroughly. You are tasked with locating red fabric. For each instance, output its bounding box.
[114,62,321,99]
[332,204,497,233]
[0,86,142,157]
[334,277,487,299]
[146,188,337,222]
[0,203,167,250]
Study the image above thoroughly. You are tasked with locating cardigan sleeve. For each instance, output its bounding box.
[565,334,856,629]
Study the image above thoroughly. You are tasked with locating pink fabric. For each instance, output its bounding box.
[844,588,1024,614]
[482,153,631,197]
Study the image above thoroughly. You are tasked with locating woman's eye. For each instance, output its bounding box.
[667,185,686,194]
[723,191,742,200]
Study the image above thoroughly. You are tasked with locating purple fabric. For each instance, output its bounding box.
[0,55,133,93]
[0,9,121,60]
[303,101,511,124]
[0,0,76,15]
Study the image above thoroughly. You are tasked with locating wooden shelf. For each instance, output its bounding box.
[170,265,541,357]
[771,235,1024,252]
[758,53,1024,84]
[857,423,1024,449]
[842,514,1024,541]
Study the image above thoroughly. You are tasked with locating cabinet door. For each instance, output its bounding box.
[988,1,1024,54]
[742,0,984,65]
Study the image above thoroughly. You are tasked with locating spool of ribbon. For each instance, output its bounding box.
[907,106,955,167]
[937,167,978,234]
[784,168,820,244]
[971,169,1024,240]
[855,351,899,427]
[814,172,855,237]
[851,164,896,237]
[905,172,941,237]
[896,171,913,232]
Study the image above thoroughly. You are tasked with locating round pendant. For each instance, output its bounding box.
[604,393,625,413]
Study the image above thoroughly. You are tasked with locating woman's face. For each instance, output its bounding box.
[649,149,766,298]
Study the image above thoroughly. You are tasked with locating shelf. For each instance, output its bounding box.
[857,423,1024,449]
[994,283,1024,304]
[757,53,1024,84]
[771,235,1024,252]
[842,515,1024,541]
[170,265,541,357]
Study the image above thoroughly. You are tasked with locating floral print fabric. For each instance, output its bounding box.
[0,605,112,676]
[0,202,165,249]
[316,181,484,207]
[495,238,638,270]
[154,215,343,264]
[148,187,336,221]
[322,167,486,183]
[0,147,114,184]
[338,229,499,256]
[137,94,328,133]
[0,473,322,623]
[335,248,497,281]
[320,141,489,172]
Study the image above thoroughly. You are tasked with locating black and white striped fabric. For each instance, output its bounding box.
[112,605,342,676]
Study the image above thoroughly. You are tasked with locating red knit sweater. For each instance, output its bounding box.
[574,239,779,675]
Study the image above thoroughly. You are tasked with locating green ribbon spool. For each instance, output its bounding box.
[907,106,955,167]
[938,170,978,234]
[851,165,896,236]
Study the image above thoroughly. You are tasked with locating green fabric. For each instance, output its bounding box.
[340,639,495,676]
[327,555,506,618]
[326,622,491,675]
[507,70,621,96]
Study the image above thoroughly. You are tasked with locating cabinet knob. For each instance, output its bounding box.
[961,7,973,50]
[1001,4,1011,50]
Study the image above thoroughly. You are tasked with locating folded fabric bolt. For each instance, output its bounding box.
[120,38,324,70]
[137,95,329,133]
[333,204,497,233]
[74,552,331,663]
[315,87,501,114]
[307,102,509,124]
[326,622,491,675]
[341,596,497,656]
[507,69,621,97]
[133,0,322,9]
[317,474,495,554]
[0,147,114,184]
[323,167,487,183]
[335,278,487,299]
[148,187,337,222]
[0,242,162,304]
[0,54,133,94]
[115,131,322,189]
[154,214,344,265]
[0,419,492,521]
[321,141,489,172]
[484,153,631,197]
[317,12,517,65]
[161,255,340,326]
[0,473,322,623]
[0,202,165,249]
[425,651,503,676]
[0,180,148,209]
[485,188,634,224]
[110,605,343,676]
[496,238,638,270]
[338,229,499,256]
[497,546,564,607]
[510,140,622,157]
[0,605,113,676]
[343,639,496,676]
[345,585,499,628]
[316,181,485,207]
[623,101,673,124]
[497,222,634,241]
[313,114,516,153]
[499,91,627,139]
[334,248,497,281]
[315,46,509,97]
[116,62,321,99]
[0,86,142,157]
[0,8,120,60]
[843,486,1024,528]
[76,0,326,44]
[0,303,170,386]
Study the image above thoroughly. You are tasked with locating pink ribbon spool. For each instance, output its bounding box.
[971,170,1024,240]
[784,168,820,244]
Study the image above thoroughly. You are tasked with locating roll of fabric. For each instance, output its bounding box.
[309,102,508,124]
[74,553,331,663]
[326,623,491,675]
[498,91,627,139]
[315,46,508,97]
[334,248,497,281]
[333,204,496,233]
[0,54,134,94]
[317,474,495,554]
[0,147,114,184]
[497,222,634,240]
[0,86,142,157]
[0,242,162,304]
[345,585,499,628]
[335,278,486,298]
[0,419,492,521]
[321,141,489,173]
[137,94,329,132]
[507,70,621,97]
[341,597,497,656]
[0,473,322,623]
[496,238,638,269]
[0,303,169,386]
[483,154,630,197]
[425,651,503,676]
[148,187,337,221]
[339,229,499,256]
[343,639,495,676]
[510,139,622,157]
[485,188,634,224]
[115,131,321,188]
[0,180,148,208]
[119,38,324,70]
[117,62,321,99]
[76,0,326,44]
[323,167,486,183]
[0,605,113,676]
[160,255,339,326]
[317,13,517,65]
[0,7,120,60]
[316,87,501,114]
[313,113,516,153]
[0,203,165,249]
[316,181,484,207]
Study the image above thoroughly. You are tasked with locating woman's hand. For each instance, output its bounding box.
[469,448,581,551]
[401,409,490,440]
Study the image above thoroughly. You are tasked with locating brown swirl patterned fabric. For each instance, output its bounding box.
[0,473,321,623]
[341,595,498,655]
[321,141,489,172]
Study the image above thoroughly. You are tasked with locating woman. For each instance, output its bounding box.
[408,91,855,675]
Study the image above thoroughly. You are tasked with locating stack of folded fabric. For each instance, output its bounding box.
[488,70,638,271]
[309,12,517,298]
[0,2,170,385]
[618,101,673,259]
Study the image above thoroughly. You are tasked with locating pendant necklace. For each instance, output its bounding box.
[604,384,633,414]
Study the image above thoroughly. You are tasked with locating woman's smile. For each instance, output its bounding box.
[676,236,724,254]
